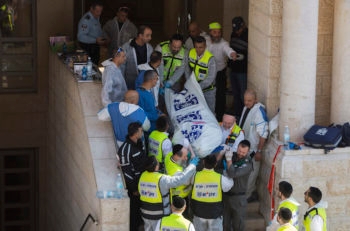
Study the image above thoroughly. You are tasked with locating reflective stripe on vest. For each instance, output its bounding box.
[303,207,327,231]
[160,41,185,80]
[164,154,191,198]
[160,213,191,231]
[148,130,169,163]
[278,199,300,229]
[191,169,223,219]
[188,49,213,82]
[220,123,242,146]
[139,171,164,219]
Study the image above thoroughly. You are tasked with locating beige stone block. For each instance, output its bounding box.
[250,0,270,15]
[316,55,332,76]
[270,57,281,77]
[90,137,118,160]
[326,196,349,218]
[93,159,119,191]
[304,157,347,178]
[319,0,334,8]
[281,155,304,178]
[85,116,114,138]
[322,34,333,56]
[318,7,334,35]
[327,177,350,196]
[327,217,350,231]
[79,82,103,116]
[101,198,130,230]
[270,36,281,57]
[270,0,282,16]
[249,26,270,56]
[249,46,270,77]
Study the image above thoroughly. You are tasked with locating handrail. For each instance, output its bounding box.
[80,213,98,231]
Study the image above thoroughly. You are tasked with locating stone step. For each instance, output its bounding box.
[245,201,266,231]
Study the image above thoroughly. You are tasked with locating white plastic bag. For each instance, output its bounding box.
[165,73,222,158]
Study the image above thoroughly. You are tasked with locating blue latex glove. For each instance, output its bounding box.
[190,156,200,166]
[164,81,172,88]
[159,87,165,96]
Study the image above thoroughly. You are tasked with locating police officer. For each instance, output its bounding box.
[222,139,253,231]
[77,0,106,65]
[185,35,217,114]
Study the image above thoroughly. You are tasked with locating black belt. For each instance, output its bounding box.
[225,191,245,196]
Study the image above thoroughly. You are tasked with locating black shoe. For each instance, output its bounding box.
[247,192,258,203]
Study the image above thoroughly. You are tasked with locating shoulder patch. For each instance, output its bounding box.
[85,14,91,20]
[81,24,88,31]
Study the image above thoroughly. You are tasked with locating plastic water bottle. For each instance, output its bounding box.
[283,125,290,150]
[116,173,124,199]
[81,66,87,80]
[87,57,93,78]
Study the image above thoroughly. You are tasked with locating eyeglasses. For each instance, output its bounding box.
[118,6,129,12]
[113,47,124,57]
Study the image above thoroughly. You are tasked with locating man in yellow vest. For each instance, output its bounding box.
[185,35,217,114]
[138,155,199,231]
[267,181,300,231]
[148,115,172,173]
[155,195,195,231]
[191,154,233,231]
[155,33,187,88]
[303,186,327,231]
[220,112,244,152]
[276,207,297,231]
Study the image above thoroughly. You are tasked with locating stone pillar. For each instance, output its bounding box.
[330,0,350,124]
[279,0,319,142]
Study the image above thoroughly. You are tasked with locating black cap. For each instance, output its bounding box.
[232,16,244,31]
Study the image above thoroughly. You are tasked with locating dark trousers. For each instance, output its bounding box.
[79,42,100,65]
[128,191,143,231]
[230,71,247,118]
[215,69,227,121]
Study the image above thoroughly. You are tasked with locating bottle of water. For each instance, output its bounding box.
[87,57,93,78]
[81,66,87,80]
[116,173,124,199]
[283,125,290,150]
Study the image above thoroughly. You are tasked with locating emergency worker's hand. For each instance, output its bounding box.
[190,157,200,166]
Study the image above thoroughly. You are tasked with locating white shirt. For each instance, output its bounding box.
[206,37,235,71]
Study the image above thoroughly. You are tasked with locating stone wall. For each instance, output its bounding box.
[47,53,129,230]
[249,0,334,125]
[259,133,350,230]
[248,0,282,119]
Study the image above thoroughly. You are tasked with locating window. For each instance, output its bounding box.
[0,0,37,93]
[0,148,38,231]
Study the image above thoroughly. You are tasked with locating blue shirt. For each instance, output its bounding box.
[77,11,103,44]
[137,87,160,131]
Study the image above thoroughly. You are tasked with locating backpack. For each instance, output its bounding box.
[303,125,342,153]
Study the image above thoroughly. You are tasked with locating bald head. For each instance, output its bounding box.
[243,89,257,109]
[244,89,257,99]
[188,22,201,38]
[124,90,139,104]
